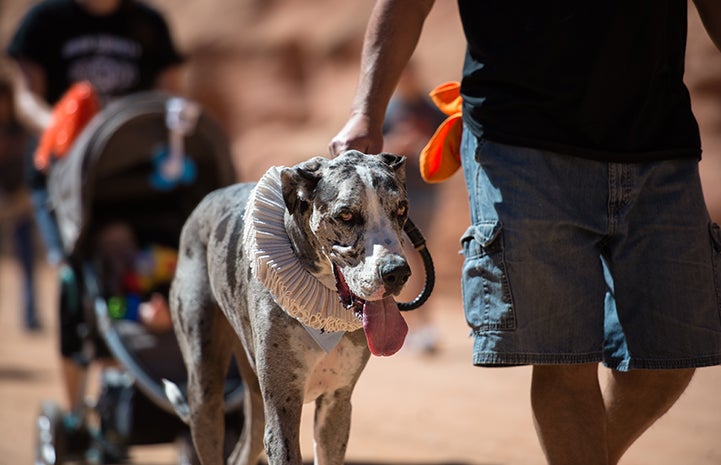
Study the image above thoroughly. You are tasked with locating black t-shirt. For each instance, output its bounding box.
[457,0,701,162]
[7,0,183,105]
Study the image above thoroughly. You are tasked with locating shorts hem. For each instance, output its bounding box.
[473,352,721,370]
[603,355,721,371]
[472,352,602,367]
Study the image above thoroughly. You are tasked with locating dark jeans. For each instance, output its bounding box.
[14,215,38,326]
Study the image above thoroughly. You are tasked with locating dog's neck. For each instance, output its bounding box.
[242,166,363,333]
[284,211,336,291]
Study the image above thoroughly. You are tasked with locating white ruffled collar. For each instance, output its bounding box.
[242,166,363,333]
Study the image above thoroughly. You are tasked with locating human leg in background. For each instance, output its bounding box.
[14,213,41,330]
[58,262,87,412]
[30,185,65,266]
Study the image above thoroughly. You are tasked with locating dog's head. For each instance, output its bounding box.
[280,150,410,355]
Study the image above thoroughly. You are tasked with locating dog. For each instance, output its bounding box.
[165,150,413,465]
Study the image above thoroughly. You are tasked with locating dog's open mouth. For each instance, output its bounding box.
[334,265,408,356]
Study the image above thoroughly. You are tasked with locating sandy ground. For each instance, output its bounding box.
[2,3,721,464]
[1,252,721,465]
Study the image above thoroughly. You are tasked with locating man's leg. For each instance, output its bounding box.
[604,368,695,465]
[531,364,696,465]
[531,363,608,465]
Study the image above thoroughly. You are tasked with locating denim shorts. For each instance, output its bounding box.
[460,126,721,371]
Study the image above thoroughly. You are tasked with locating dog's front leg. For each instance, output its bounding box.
[261,382,304,465]
[227,344,266,465]
[312,387,354,465]
[254,319,307,465]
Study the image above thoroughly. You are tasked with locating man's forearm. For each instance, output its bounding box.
[351,0,435,124]
[9,59,52,135]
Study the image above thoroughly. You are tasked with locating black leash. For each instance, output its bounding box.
[398,218,435,311]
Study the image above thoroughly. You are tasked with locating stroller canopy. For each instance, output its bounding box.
[49,91,236,259]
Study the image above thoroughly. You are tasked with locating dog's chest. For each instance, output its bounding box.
[292,330,367,403]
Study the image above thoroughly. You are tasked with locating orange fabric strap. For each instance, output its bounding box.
[419,81,463,183]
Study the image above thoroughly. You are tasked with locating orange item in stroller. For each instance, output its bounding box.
[34,81,100,172]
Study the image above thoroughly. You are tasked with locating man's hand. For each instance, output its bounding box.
[328,112,384,157]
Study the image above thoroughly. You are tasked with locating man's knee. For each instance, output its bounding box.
[532,363,600,388]
[609,368,695,398]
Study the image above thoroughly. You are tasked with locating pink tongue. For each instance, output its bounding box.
[362,296,408,356]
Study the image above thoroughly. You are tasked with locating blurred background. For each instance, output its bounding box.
[1,1,721,464]
[3,0,721,303]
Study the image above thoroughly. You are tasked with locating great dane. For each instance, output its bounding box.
[165,150,412,465]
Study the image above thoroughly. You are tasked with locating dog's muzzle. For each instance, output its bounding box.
[333,262,409,356]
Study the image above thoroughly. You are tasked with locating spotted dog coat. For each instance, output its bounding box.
[166,151,411,465]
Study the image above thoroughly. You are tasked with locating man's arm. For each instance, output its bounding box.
[8,58,52,135]
[329,0,435,156]
[694,0,721,53]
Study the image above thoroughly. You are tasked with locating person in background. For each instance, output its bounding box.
[382,61,445,355]
[6,0,184,265]
[5,0,184,455]
[0,77,40,331]
[329,1,721,464]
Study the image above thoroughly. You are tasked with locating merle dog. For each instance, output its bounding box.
[165,151,412,465]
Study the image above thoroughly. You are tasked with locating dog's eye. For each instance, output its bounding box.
[339,211,354,223]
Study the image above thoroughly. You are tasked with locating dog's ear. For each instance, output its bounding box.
[378,152,407,187]
[379,152,406,170]
[280,157,326,214]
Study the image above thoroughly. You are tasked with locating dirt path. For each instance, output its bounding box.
[2,256,721,465]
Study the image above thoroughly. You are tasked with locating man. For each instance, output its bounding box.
[329,1,721,464]
[5,0,183,456]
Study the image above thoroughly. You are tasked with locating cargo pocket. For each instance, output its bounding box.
[461,222,516,332]
[709,222,721,317]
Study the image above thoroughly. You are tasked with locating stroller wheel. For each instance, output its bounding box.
[35,402,66,465]
[35,402,93,465]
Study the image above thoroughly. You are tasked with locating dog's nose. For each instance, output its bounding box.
[379,258,411,293]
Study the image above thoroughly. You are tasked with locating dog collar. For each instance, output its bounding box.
[242,166,363,333]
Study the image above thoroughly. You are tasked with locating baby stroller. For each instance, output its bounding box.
[34,92,244,465]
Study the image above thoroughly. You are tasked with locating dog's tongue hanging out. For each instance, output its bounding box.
[362,297,408,356]
[334,265,408,356]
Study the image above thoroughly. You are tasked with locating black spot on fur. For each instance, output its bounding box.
[372,173,399,193]
[314,181,340,205]
[174,299,185,329]
[334,163,357,179]
[225,214,243,291]
[214,214,230,243]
